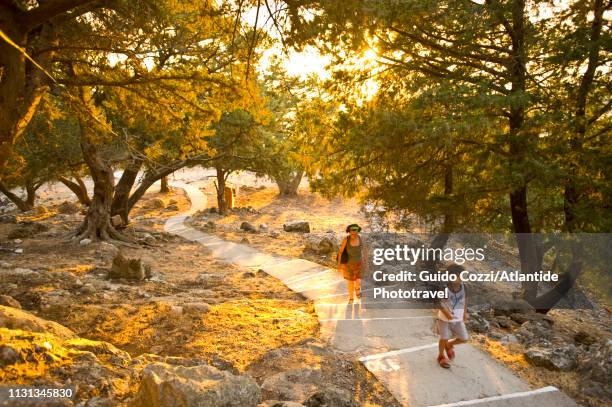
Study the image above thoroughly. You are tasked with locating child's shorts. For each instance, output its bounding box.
[437,319,469,341]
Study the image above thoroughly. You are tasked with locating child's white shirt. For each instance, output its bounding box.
[437,283,465,322]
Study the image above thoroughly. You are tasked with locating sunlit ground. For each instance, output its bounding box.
[191,299,318,371]
[59,299,317,373]
[193,184,366,267]
[0,328,71,384]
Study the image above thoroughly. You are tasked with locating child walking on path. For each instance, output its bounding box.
[436,264,470,368]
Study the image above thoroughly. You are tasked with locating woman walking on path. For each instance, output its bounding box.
[337,224,368,302]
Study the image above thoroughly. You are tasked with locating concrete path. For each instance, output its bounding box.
[165,181,579,407]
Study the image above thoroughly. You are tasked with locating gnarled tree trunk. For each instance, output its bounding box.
[274,170,303,197]
[74,111,127,242]
[0,10,29,176]
[160,175,170,193]
[0,5,57,177]
[113,157,213,224]
[111,160,143,225]
[77,131,117,240]
[59,176,91,206]
[0,181,37,212]
[126,165,184,215]
[24,182,39,209]
[214,166,228,215]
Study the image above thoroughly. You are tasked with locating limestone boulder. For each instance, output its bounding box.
[241,222,258,233]
[515,320,553,345]
[577,340,612,398]
[0,305,75,339]
[304,233,339,255]
[524,345,577,371]
[96,242,120,262]
[303,385,358,407]
[283,221,310,233]
[261,368,322,402]
[133,362,261,407]
[109,251,151,281]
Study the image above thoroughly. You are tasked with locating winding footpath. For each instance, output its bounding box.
[165,181,580,407]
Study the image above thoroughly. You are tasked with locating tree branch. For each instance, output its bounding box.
[20,0,99,32]
[389,26,508,65]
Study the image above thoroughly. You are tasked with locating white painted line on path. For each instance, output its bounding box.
[319,315,431,322]
[284,268,336,285]
[426,386,560,407]
[197,241,226,246]
[359,342,438,362]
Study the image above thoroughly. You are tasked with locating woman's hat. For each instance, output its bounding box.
[346,224,362,233]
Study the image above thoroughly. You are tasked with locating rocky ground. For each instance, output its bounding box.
[188,184,612,407]
[0,189,399,407]
[188,184,367,268]
[470,302,611,407]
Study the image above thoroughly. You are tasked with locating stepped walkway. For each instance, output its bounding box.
[164,181,579,407]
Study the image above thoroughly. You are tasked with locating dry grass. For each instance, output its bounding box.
[190,299,318,371]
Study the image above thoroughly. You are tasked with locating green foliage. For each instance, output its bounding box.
[2,95,83,190]
[253,63,309,193]
[52,0,269,184]
[206,61,310,195]
[281,0,611,233]
[209,108,260,173]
